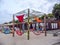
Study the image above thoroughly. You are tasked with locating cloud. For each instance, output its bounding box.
[0,0,60,24]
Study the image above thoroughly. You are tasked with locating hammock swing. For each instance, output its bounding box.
[32,27,42,35]
[16,30,24,36]
[15,15,25,36]
[30,23,41,35]
[2,27,11,34]
[31,17,42,35]
[15,24,25,36]
[33,31,41,35]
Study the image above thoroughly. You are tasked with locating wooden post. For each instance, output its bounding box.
[44,15,47,36]
[19,22,21,32]
[12,15,15,37]
[27,9,30,40]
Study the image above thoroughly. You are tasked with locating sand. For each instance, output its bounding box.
[0,32,60,45]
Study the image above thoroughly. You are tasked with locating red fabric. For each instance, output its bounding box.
[16,15,24,22]
[16,30,23,36]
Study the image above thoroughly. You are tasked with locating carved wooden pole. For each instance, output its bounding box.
[27,9,30,40]
[12,14,15,37]
[44,15,47,36]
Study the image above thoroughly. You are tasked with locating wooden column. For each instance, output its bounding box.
[44,15,47,36]
[19,22,21,32]
[27,9,30,40]
[12,15,15,37]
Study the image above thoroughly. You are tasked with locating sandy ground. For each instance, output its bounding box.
[0,31,60,45]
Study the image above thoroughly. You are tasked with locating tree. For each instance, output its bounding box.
[52,3,60,20]
[47,13,54,18]
[40,13,54,20]
[15,20,19,23]
[40,15,45,20]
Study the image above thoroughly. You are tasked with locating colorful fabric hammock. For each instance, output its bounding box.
[33,31,41,35]
[3,28,11,34]
[16,30,23,36]
[30,28,41,35]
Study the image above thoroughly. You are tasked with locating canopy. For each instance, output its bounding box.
[14,9,44,22]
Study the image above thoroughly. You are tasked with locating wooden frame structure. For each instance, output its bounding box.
[12,9,47,40]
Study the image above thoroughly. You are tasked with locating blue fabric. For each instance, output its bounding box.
[4,28,10,34]
[36,26,39,31]
[22,24,25,33]
[39,28,42,31]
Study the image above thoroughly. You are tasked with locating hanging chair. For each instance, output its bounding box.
[16,30,24,36]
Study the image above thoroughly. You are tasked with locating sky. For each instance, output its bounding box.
[0,0,60,24]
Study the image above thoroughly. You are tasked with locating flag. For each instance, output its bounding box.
[16,15,24,22]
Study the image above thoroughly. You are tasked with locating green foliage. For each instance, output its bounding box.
[40,15,45,19]
[15,20,19,23]
[47,13,54,18]
[40,13,54,20]
[52,3,60,19]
